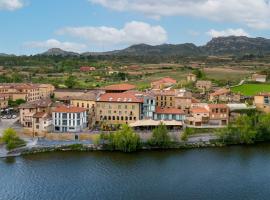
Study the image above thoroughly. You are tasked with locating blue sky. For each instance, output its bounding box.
[1,0,270,55]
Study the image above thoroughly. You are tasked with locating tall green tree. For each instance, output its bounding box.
[149,123,171,148]
[101,125,140,152]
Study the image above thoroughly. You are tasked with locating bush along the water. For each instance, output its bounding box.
[148,123,171,148]
[100,125,141,152]
[217,113,270,145]
[2,128,26,150]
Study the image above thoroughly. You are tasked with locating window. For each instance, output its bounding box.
[117,116,119,120]
[113,116,115,120]
[132,105,135,109]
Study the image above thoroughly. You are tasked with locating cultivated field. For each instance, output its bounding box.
[231,83,270,96]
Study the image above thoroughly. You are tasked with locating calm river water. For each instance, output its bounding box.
[1,145,270,200]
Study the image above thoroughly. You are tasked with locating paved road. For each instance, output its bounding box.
[0,118,21,137]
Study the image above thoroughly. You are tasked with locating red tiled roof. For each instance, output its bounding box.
[156,107,185,114]
[80,66,96,72]
[33,112,46,118]
[54,106,87,113]
[97,92,144,103]
[210,88,230,96]
[152,77,177,85]
[207,104,228,109]
[191,107,209,113]
[103,83,136,91]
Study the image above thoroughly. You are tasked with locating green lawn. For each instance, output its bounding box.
[231,83,270,96]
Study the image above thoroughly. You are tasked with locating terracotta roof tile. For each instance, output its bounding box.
[97,92,144,103]
[191,107,209,113]
[54,106,87,113]
[103,83,136,91]
[156,107,185,114]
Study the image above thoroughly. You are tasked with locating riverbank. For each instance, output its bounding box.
[3,139,225,158]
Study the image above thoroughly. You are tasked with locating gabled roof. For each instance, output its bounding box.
[191,107,209,113]
[19,98,52,109]
[103,83,136,91]
[54,106,87,113]
[97,92,144,103]
[152,77,177,85]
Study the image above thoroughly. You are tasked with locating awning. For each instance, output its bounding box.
[129,119,183,127]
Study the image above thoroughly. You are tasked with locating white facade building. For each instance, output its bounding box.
[52,106,87,133]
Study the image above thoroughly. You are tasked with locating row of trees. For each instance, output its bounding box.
[218,113,270,144]
[100,123,171,152]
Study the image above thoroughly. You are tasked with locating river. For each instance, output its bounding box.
[1,145,270,200]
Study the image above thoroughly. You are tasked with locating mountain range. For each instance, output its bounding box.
[2,36,270,57]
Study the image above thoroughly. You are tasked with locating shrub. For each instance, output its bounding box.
[149,123,171,148]
[2,128,26,150]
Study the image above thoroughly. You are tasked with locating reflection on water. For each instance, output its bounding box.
[1,145,270,200]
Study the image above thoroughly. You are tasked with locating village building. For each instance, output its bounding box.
[151,77,177,90]
[96,92,144,125]
[19,98,53,135]
[186,104,229,127]
[206,104,229,126]
[254,93,270,113]
[0,83,54,102]
[32,112,52,137]
[103,83,136,93]
[0,94,9,109]
[252,74,267,83]
[196,80,212,91]
[80,66,96,72]
[52,106,88,133]
[154,107,185,121]
[187,73,197,82]
[174,89,195,112]
[186,107,210,127]
[209,88,241,103]
[70,91,100,127]
[153,90,175,108]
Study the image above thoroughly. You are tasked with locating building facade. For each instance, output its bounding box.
[52,106,88,133]
[96,92,143,125]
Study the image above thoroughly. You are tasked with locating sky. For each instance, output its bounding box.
[1,0,270,55]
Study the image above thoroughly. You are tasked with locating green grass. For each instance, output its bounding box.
[231,83,270,96]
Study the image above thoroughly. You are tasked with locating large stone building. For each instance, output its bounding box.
[196,80,212,91]
[0,83,55,102]
[96,92,143,125]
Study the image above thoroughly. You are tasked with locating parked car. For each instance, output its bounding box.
[12,115,17,119]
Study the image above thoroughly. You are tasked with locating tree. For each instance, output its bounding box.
[2,128,26,150]
[101,125,141,152]
[193,69,205,79]
[65,75,77,88]
[149,123,171,148]
[2,128,17,144]
[217,115,257,144]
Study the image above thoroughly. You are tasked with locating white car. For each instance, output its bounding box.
[12,115,17,119]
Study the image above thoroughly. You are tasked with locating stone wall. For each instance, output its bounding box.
[45,133,75,141]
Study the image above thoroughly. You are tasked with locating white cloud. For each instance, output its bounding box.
[0,0,24,11]
[57,21,167,46]
[89,0,270,29]
[24,39,87,52]
[207,28,249,38]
